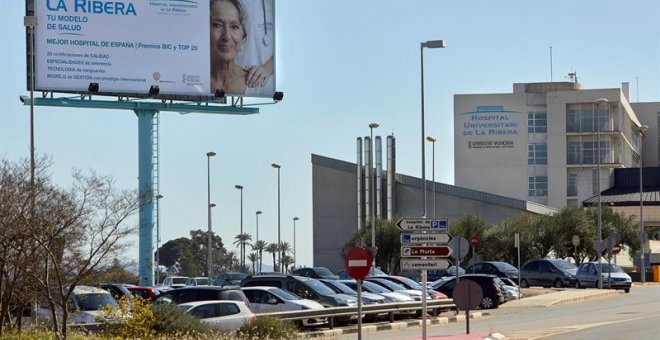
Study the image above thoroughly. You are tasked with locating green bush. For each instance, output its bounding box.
[151,304,210,336]
[236,316,297,340]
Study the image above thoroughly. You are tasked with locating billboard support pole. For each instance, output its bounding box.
[137,108,157,286]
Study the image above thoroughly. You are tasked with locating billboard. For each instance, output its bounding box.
[31,0,275,99]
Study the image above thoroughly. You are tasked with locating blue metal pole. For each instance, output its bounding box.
[137,108,156,286]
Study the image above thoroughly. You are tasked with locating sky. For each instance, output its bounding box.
[1,1,659,271]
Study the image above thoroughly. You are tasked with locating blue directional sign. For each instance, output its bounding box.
[396,218,449,231]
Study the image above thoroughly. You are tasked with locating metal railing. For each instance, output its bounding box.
[257,299,457,328]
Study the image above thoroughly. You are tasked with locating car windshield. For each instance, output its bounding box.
[314,268,337,277]
[228,273,247,280]
[553,261,577,270]
[362,281,390,293]
[305,279,336,295]
[493,262,518,272]
[598,263,624,273]
[430,277,453,287]
[324,281,355,294]
[76,293,118,311]
[172,278,188,284]
[370,279,405,291]
[396,277,422,289]
[269,288,301,300]
[194,278,209,285]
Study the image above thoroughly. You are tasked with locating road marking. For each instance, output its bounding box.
[505,315,658,340]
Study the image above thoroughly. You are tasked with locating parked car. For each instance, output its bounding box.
[215,272,247,286]
[241,286,327,326]
[370,275,447,299]
[520,259,577,288]
[427,266,465,281]
[178,300,254,331]
[498,277,522,300]
[99,283,133,303]
[40,285,120,324]
[240,274,357,308]
[365,277,423,301]
[319,279,390,304]
[465,261,519,280]
[127,286,162,300]
[338,267,387,279]
[340,280,413,303]
[186,277,212,286]
[291,267,340,280]
[153,286,249,306]
[575,262,632,293]
[429,274,505,309]
[162,276,189,288]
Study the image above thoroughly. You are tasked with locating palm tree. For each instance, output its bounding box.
[281,255,294,274]
[247,253,258,274]
[225,251,238,271]
[278,241,292,271]
[233,233,252,272]
[265,243,279,272]
[251,240,268,272]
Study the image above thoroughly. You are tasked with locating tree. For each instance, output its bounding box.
[265,243,278,272]
[233,233,252,272]
[449,215,491,264]
[278,242,292,273]
[251,240,267,272]
[247,253,258,274]
[281,255,294,274]
[342,218,401,274]
[225,251,238,271]
[2,162,140,340]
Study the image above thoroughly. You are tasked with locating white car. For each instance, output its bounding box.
[178,300,254,331]
[162,276,189,288]
[35,285,120,324]
[340,280,413,303]
[241,286,327,326]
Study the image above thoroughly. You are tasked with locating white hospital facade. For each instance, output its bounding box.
[454,81,660,210]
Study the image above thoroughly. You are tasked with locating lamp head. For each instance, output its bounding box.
[293,217,299,221]
[156,194,164,199]
[235,184,243,190]
[207,151,216,157]
[422,40,446,49]
[209,203,217,208]
[88,82,99,93]
[149,85,160,96]
[214,88,225,99]
[271,163,281,169]
[272,91,284,102]
[369,123,379,129]
[426,136,436,142]
[256,210,262,215]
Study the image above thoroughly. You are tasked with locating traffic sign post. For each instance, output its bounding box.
[396,218,448,231]
[401,246,452,257]
[344,247,373,340]
[401,233,451,244]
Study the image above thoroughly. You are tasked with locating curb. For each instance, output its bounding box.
[299,312,491,338]
[544,290,619,307]
[484,333,507,340]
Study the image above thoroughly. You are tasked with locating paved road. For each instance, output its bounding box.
[330,285,660,340]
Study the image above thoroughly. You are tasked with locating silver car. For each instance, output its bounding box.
[575,262,631,293]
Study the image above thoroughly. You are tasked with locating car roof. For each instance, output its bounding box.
[178,300,246,308]
[73,285,112,294]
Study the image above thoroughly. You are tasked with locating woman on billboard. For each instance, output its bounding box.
[210,0,275,97]
[209,0,250,95]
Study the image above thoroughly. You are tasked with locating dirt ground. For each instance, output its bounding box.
[521,287,559,298]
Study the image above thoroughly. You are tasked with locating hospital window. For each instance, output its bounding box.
[528,112,547,133]
[528,144,547,164]
[528,176,548,197]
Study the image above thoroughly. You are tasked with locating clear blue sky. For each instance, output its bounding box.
[2,1,659,269]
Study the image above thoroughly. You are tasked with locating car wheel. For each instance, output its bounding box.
[575,280,582,289]
[553,279,563,288]
[480,296,496,309]
[624,288,630,293]
[520,279,529,288]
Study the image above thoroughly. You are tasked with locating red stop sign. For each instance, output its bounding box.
[612,245,621,255]
[344,247,373,281]
[469,235,480,248]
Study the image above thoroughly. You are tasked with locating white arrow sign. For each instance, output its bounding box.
[400,258,451,270]
[401,233,451,244]
[396,218,448,231]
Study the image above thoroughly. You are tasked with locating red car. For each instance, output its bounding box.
[127,285,162,300]
[371,275,447,299]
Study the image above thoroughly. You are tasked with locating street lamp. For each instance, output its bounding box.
[255,211,262,243]
[293,217,299,267]
[426,136,437,218]
[368,123,379,252]
[272,163,282,272]
[638,124,649,284]
[206,151,217,283]
[235,185,244,271]
[420,39,445,218]
[594,98,608,289]
[155,194,164,284]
